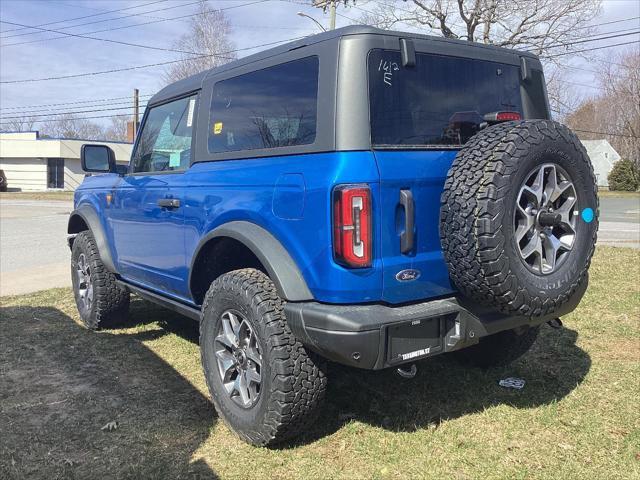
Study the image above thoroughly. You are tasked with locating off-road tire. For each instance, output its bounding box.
[71,230,130,329]
[453,326,540,368]
[200,268,327,446]
[440,120,598,317]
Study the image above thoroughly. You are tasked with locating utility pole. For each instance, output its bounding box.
[133,88,139,140]
[329,0,336,30]
[312,0,338,31]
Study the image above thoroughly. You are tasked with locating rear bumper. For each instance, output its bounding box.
[284,280,587,370]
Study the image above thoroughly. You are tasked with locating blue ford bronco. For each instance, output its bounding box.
[69,26,598,446]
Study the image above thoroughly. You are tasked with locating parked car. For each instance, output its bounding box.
[0,169,7,192]
[68,26,598,446]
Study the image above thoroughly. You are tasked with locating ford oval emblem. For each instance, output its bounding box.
[396,269,421,282]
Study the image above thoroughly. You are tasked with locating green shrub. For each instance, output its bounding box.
[608,159,639,191]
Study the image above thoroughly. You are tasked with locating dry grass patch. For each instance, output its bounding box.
[1,246,638,479]
[0,191,74,201]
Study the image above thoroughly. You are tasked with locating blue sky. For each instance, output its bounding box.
[0,0,638,129]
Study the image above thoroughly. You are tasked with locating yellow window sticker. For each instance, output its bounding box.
[213,122,223,135]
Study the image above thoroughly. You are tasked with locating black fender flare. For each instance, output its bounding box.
[189,221,313,302]
[67,205,118,274]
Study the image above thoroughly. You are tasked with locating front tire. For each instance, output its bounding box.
[71,230,129,329]
[200,268,327,446]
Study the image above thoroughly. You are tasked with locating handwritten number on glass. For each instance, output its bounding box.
[378,59,399,86]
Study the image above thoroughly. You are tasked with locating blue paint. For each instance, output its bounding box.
[581,208,594,223]
[75,149,459,306]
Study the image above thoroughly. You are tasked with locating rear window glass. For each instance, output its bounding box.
[368,50,523,147]
[208,56,319,154]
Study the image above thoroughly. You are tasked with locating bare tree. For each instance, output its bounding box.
[545,68,584,119]
[41,114,105,140]
[1,114,38,132]
[349,0,605,117]
[598,49,640,166]
[162,0,236,85]
[104,115,131,142]
[565,49,640,167]
[353,0,601,58]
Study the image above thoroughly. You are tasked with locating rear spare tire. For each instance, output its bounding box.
[440,120,598,317]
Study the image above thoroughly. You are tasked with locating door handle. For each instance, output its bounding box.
[157,198,180,209]
[399,189,414,254]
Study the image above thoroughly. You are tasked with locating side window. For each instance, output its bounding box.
[132,94,197,173]
[208,56,319,154]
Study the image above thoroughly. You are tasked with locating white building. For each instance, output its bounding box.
[0,131,131,191]
[581,139,622,189]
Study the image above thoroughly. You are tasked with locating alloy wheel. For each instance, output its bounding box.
[214,310,262,408]
[75,253,94,312]
[514,163,578,275]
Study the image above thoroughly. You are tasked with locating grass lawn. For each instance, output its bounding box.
[1,246,638,479]
[0,191,74,201]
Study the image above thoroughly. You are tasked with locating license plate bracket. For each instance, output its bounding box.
[386,316,443,365]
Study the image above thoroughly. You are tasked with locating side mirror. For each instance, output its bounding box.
[81,144,117,173]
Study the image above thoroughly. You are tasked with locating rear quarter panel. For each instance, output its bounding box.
[184,152,383,303]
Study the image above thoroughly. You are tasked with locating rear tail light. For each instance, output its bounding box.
[333,184,372,268]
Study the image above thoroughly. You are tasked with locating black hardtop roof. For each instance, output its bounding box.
[149,25,538,106]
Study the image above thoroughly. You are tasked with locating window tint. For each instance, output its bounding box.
[368,50,523,147]
[208,56,319,153]
[132,95,196,173]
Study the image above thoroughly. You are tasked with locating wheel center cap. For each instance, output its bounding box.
[537,209,561,228]
[233,349,247,368]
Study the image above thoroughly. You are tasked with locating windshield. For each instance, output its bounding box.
[368,49,523,147]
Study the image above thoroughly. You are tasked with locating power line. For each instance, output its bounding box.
[0,95,153,112]
[572,128,639,139]
[524,29,640,52]
[559,79,602,90]
[0,19,230,56]
[344,1,640,51]
[0,112,140,126]
[0,36,304,84]
[0,98,155,116]
[542,40,640,59]
[1,0,271,47]
[0,104,150,121]
[0,0,169,35]
[363,1,639,34]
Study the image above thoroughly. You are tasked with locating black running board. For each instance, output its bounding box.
[117,280,201,321]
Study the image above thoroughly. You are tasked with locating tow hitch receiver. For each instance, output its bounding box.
[547,318,563,329]
[397,364,417,379]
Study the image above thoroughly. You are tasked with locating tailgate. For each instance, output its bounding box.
[374,150,457,304]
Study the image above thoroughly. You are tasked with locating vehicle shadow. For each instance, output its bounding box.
[1,300,590,466]
[288,323,591,447]
[109,302,591,449]
[0,304,218,480]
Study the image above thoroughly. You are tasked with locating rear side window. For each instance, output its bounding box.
[208,56,319,154]
[368,50,523,147]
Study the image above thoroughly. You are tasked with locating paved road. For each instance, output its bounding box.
[0,199,73,296]
[597,196,640,249]
[0,196,638,296]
